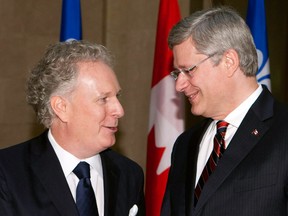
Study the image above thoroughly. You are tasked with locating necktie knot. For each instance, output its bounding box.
[73,161,99,216]
[73,161,91,180]
[216,120,229,139]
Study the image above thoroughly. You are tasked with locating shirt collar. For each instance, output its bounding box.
[48,130,103,178]
[224,84,262,128]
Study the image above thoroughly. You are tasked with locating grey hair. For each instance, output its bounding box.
[168,6,258,76]
[26,40,114,128]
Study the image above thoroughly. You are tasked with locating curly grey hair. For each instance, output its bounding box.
[26,40,114,128]
[168,6,258,77]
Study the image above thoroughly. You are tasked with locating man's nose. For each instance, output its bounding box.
[175,73,190,92]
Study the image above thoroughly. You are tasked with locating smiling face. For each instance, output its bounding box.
[61,61,124,158]
[172,39,230,119]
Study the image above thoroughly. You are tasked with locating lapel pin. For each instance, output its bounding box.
[251,129,259,136]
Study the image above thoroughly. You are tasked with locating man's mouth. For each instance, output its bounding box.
[105,126,118,132]
[186,91,198,102]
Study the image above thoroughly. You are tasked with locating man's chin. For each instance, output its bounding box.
[191,106,201,116]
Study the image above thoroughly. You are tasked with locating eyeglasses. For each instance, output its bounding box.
[170,55,214,80]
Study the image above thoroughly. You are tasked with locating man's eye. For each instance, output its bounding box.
[97,97,108,103]
[185,66,196,73]
[182,69,190,74]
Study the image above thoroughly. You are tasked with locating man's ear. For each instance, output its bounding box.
[50,95,69,123]
[223,49,239,77]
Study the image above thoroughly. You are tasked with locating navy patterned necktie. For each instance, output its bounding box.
[194,120,229,206]
[73,161,99,216]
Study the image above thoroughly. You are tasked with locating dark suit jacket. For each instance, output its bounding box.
[161,86,288,216]
[0,131,145,216]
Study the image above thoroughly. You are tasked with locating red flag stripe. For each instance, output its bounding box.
[151,0,181,87]
[145,0,182,215]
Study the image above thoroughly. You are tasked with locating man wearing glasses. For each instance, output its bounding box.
[161,6,288,216]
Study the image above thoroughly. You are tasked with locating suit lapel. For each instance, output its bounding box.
[186,119,212,215]
[30,133,79,216]
[100,150,120,216]
[193,87,273,215]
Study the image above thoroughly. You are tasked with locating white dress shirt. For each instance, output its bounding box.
[48,130,104,216]
[195,84,263,187]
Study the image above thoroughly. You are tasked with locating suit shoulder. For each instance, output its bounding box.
[0,139,30,159]
[0,131,47,162]
[274,100,288,116]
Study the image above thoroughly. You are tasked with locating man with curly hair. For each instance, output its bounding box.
[0,40,145,216]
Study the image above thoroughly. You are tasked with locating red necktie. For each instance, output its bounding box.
[194,120,229,206]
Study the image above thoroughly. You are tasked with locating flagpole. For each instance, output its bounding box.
[60,0,82,41]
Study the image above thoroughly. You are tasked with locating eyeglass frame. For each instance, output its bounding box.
[170,53,216,80]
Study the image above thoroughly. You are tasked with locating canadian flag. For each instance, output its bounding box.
[145,0,184,215]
